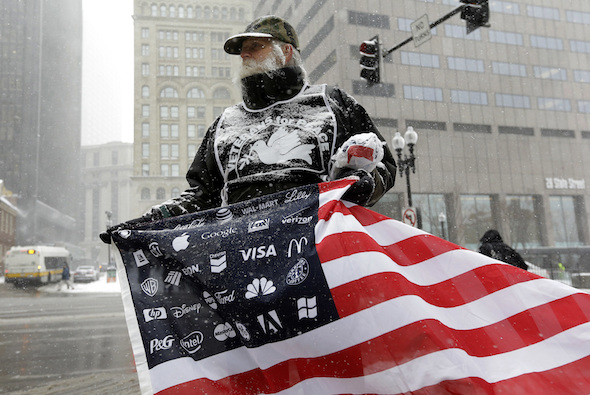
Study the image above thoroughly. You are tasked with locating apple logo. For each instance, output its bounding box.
[172,232,190,252]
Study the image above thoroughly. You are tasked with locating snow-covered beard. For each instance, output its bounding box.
[237,43,287,81]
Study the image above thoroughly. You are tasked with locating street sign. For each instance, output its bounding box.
[411,15,432,47]
[402,207,418,228]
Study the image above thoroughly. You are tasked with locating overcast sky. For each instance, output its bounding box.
[81,0,134,146]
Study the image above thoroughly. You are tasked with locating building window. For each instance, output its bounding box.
[141,188,151,200]
[197,107,206,118]
[550,196,583,247]
[412,194,448,239]
[142,85,149,97]
[495,93,531,109]
[171,164,180,177]
[160,87,179,98]
[445,24,481,40]
[527,5,560,21]
[533,66,566,80]
[141,28,149,38]
[161,144,169,159]
[142,105,150,117]
[187,106,195,118]
[142,44,149,56]
[188,124,196,138]
[170,106,179,118]
[172,187,181,198]
[142,143,150,158]
[160,106,169,118]
[489,1,520,15]
[538,97,571,112]
[450,90,488,105]
[530,35,563,50]
[160,124,169,138]
[142,123,150,137]
[578,101,590,114]
[403,85,443,102]
[460,194,493,250]
[489,30,523,45]
[213,87,231,99]
[156,187,166,200]
[151,5,157,16]
[198,125,206,137]
[171,124,179,138]
[187,87,205,98]
[142,164,149,176]
[447,56,484,73]
[505,195,542,249]
[93,152,99,166]
[567,10,590,24]
[574,70,590,83]
[400,52,440,68]
[491,61,527,77]
[142,64,149,76]
[571,40,590,54]
[188,144,197,158]
[161,164,169,177]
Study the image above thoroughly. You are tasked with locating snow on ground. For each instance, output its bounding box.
[0,273,122,294]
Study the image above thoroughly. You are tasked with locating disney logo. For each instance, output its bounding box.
[170,303,202,319]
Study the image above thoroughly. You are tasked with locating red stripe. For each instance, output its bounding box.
[331,264,538,315]
[399,355,590,395]
[317,197,391,225]
[318,179,355,194]
[157,296,590,394]
[317,231,465,266]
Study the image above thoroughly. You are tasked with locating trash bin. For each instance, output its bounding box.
[107,266,117,283]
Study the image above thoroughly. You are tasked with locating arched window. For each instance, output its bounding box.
[204,6,211,19]
[141,188,151,200]
[156,187,166,200]
[171,187,181,198]
[160,87,179,98]
[238,8,245,21]
[187,87,205,98]
[151,4,158,16]
[178,6,184,18]
[213,7,220,19]
[169,5,175,18]
[230,7,237,20]
[213,87,231,100]
[160,5,167,17]
[221,7,228,20]
[187,6,193,18]
[142,85,150,97]
[195,6,202,19]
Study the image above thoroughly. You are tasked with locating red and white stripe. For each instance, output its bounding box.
[136,180,590,394]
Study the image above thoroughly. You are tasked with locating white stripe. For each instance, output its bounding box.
[322,249,502,288]
[318,185,352,208]
[272,322,590,395]
[147,278,586,391]
[315,211,427,244]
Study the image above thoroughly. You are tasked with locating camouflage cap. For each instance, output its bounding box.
[224,15,300,55]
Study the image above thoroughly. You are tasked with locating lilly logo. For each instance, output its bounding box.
[245,277,276,299]
[172,233,190,252]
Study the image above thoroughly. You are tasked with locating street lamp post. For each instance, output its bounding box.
[439,212,447,239]
[392,127,418,207]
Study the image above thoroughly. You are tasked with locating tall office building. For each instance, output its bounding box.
[131,1,255,218]
[254,0,590,252]
[0,0,83,245]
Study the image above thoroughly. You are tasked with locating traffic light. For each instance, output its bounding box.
[460,0,489,34]
[360,37,380,84]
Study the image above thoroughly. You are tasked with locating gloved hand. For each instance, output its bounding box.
[329,132,385,179]
[99,215,152,244]
[337,168,376,206]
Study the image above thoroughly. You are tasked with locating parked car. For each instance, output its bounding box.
[73,265,100,282]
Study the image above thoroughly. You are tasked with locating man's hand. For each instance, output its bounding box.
[338,169,376,206]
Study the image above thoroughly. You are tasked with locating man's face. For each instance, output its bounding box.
[238,37,287,79]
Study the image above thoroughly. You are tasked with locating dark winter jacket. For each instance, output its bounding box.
[149,66,397,218]
[62,265,70,280]
[478,229,528,271]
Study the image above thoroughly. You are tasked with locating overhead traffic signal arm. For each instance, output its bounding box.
[382,1,490,58]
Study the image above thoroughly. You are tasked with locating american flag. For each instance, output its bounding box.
[112,180,590,394]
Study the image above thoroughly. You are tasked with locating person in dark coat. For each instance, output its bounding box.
[478,229,528,271]
[58,263,73,290]
[101,15,396,242]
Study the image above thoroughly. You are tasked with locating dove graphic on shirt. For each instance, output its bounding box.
[250,126,315,165]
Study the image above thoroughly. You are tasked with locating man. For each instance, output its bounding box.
[101,15,396,242]
[478,229,529,271]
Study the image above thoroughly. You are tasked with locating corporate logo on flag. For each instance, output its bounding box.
[133,250,149,267]
[257,310,283,334]
[235,321,250,340]
[282,210,313,225]
[297,297,318,319]
[164,270,182,286]
[141,278,158,296]
[245,277,276,299]
[172,233,190,251]
[148,242,163,257]
[180,331,204,354]
[214,323,237,341]
[203,291,218,309]
[209,251,227,273]
[288,237,308,258]
[170,303,202,319]
[239,244,277,261]
[149,335,175,354]
[248,218,270,233]
[286,258,309,285]
[143,307,167,322]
